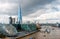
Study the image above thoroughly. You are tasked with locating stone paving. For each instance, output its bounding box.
[19,26,60,39]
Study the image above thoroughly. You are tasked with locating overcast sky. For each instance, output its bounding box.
[0,0,60,23]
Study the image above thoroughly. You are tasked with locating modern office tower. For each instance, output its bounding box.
[9,17,12,24]
[12,18,15,24]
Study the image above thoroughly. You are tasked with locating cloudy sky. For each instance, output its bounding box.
[0,0,60,23]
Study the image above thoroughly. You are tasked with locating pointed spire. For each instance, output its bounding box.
[18,5,22,24]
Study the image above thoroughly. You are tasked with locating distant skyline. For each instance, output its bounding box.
[0,0,60,23]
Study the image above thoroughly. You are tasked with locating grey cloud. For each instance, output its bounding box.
[0,0,55,16]
[0,0,18,3]
[0,0,18,15]
[22,0,54,16]
[0,6,18,15]
[52,7,59,11]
